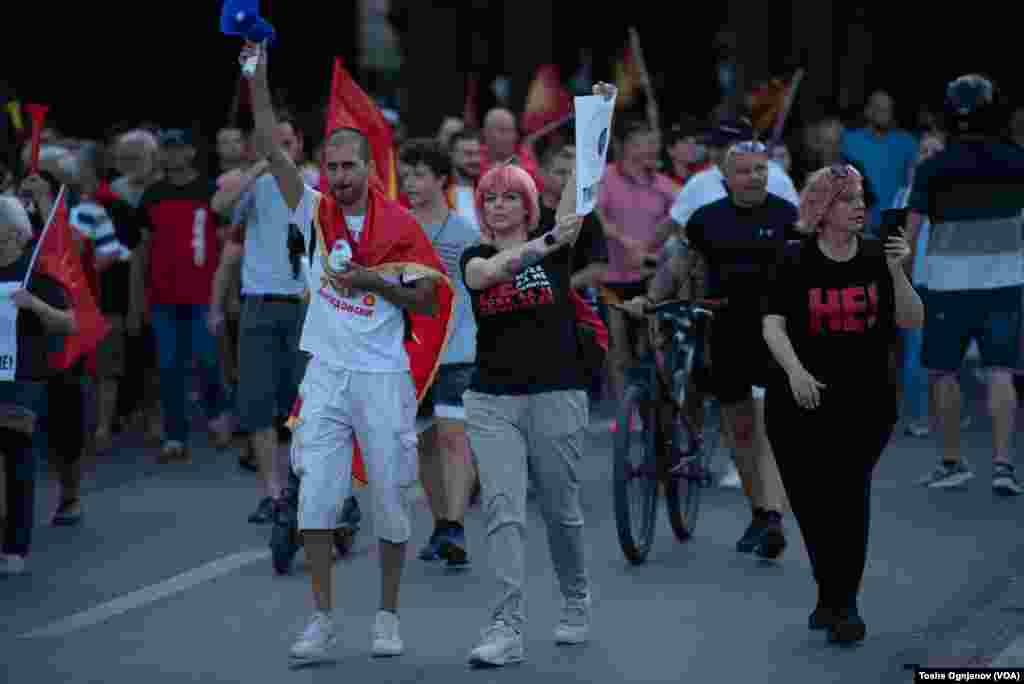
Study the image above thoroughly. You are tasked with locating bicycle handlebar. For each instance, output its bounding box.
[643,298,728,315]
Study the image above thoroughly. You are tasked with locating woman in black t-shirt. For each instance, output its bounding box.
[0,185,76,575]
[458,157,590,665]
[762,164,923,645]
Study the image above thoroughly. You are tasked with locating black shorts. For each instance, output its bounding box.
[709,304,773,405]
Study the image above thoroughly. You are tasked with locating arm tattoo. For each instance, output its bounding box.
[501,248,545,278]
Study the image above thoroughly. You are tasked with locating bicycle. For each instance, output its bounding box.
[609,298,726,565]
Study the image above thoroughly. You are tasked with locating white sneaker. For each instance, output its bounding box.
[371,610,403,657]
[719,461,742,489]
[916,459,974,488]
[554,595,591,645]
[0,553,26,575]
[993,463,1024,496]
[904,420,930,438]
[468,620,524,667]
[289,611,337,665]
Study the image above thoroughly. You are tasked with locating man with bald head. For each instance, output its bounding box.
[841,90,917,234]
[480,107,540,181]
[623,141,796,562]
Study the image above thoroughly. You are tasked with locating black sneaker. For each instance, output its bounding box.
[438,525,470,570]
[270,490,300,575]
[248,496,275,524]
[754,512,786,560]
[808,603,837,631]
[735,512,769,553]
[418,528,443,561]
[827,610,867,645]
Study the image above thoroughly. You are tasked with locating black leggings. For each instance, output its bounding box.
[765,390,896,612]
[47,367,86,464]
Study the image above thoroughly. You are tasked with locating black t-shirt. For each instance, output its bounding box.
[536,204,607,279]
[0,250,70,381]
[460,241,585,395]
[686,195,800,308]
[764,237,897,406]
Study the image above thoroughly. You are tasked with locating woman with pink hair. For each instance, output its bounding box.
[456,83,614,667]
[761,164,924,644]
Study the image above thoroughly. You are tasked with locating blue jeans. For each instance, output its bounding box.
[150,304,229,443]
[901,327,928,423]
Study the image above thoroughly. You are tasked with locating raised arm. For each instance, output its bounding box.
[242,42,304,211]
[464,216,583,291]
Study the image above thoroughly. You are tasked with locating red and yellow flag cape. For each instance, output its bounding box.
[286,186,455,487]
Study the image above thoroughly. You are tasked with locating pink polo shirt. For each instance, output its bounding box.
[597,164,678,283]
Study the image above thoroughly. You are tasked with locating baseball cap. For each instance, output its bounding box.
[700,119,754,147]
[158,128,194,147]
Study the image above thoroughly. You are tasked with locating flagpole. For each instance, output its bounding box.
[628,27,660,132]
[768,68,804,148]
[23,185,66,288]
[523,112,575,149]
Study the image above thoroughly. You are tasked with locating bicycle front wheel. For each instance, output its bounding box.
[664,412,706,542]
[613,383,659,564]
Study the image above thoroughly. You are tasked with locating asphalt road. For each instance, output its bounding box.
[2,390,1023,684]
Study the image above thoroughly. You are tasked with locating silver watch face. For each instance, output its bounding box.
[328,239,352,272]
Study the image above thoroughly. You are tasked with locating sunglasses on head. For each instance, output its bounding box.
[828,163,861,178]
[729,140,768,154]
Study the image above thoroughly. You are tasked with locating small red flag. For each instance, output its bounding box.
[31,189,110,369]
[323,58,398,200]
[521,64,572,136]
[25,104,49,174]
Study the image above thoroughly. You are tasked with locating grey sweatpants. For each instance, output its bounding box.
[463,389,590,627]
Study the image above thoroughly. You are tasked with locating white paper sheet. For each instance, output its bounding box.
[574,92,617,215]
[0,282,21,382]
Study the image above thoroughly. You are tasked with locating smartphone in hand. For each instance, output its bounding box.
[879,207,908,243]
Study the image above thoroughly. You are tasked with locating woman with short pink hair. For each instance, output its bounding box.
[456,82,614,668]
[762,164,923,644]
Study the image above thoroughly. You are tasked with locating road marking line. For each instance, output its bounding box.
[19,549,270,639]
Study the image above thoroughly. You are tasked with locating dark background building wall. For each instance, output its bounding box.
[2,2,1021,161]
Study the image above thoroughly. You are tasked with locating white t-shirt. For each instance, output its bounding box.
[292,185,410,373]
[234,174,307,296]
[453,185,479,233]
[669,164,800,228]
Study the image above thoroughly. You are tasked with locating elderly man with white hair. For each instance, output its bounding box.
[0,178,77,575]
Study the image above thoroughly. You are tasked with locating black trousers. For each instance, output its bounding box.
[46,363,86,464]
[765,386,896,612]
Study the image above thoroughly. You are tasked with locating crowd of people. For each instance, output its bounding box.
[1,34,1022,670]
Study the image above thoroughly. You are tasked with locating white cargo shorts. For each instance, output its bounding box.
[289,357,419,543]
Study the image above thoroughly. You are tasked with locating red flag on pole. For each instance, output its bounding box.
[26,187,110,369]
[323,58,398,200]
[25,104,49,174]
[520,64,573,136]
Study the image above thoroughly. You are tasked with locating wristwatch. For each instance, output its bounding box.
[543,231,557,247]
